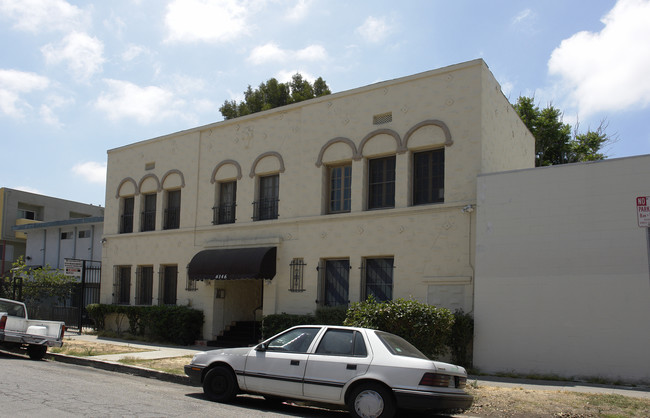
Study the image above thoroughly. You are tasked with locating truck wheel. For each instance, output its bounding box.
[27,345,47,360]
[203,366,238,403]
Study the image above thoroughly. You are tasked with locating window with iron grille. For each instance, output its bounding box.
[361,257,394,302]
[214,181,237,224]
[164,190,181,230]
[141,193,156,232]
[185,269,197,291]
[318,259,350,307]
[159,265,178,305]
[329,164,351,214]
[413,148,445,205]
[289,258,306,292]
[121,197,134,233]
[136,266,153,305]
[254,174,279,221]
[368,156,395,209]
[113,266,131,305]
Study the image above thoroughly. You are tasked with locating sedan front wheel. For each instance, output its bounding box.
[348,383,396,418]
[203,366,238,403]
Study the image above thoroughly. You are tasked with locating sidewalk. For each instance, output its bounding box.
[50,334,650,401]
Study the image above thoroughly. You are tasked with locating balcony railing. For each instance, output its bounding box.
[212,204,236,225]
[252,198,279,221]
[164,207,180,230]
[141,210,156,232]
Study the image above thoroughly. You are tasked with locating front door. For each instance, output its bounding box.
[244,327,320,397]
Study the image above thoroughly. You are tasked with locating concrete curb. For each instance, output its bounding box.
[47,352,193,386]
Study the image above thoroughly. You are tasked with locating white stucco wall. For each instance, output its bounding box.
[474,155,650,383]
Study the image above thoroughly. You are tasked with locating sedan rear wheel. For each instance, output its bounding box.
[348,383,396,418]
[203,366,238,403]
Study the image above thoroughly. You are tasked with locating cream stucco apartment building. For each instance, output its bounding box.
[101,59,535,341]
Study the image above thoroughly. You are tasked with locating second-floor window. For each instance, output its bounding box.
[121,197,134,233]
[254,174,279,221]
[164,190,181,230]
[214,181,236,225]
[413,148,444,205]
[329,164,351,214]
[368,156,395,210]
[141,193,156,232]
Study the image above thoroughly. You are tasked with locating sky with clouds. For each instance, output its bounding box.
[1,0,649,206]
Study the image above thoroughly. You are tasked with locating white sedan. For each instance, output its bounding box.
[185,325,473,418]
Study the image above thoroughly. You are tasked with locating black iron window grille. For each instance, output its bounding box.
[253,198,279,221]
[158,265,178,305]
[360,258,394,302]
[329,164,352,214]
[135,266,153,305]
[164,190,181,230]
[289,258,306,292]
[316,259,350,307]
[185,264,197,291]
[113,266,131,305]
[213,203,236,224]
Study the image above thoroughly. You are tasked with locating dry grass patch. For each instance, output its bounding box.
[465,385,650,417]
[51,338,150,357]
[118,355,193,375]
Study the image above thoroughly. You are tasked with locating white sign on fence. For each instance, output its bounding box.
[637,196,650,227]
[64,258,83,278]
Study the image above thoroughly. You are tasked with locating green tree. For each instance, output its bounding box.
[219,73,331,120]
[513,96,613,166]
[11,256,77,304]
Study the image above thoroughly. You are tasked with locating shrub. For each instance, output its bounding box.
[449,309,474,368]
[314,305,347,325]
[344,297,454,359]
[84,304,204,346]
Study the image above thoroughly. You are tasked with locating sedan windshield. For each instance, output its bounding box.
[375,331,429,359]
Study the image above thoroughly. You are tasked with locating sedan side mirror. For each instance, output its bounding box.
[255,343,267,352]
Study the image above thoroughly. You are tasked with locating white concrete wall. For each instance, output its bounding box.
[23,221,104,268]
[102,59,534,340]
[474,155,650,383]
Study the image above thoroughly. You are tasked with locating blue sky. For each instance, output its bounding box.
[1,0,649,206]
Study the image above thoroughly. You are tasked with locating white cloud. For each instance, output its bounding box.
[247,43,326,65]
[285,0,311,21]
[548,0,650,116]
[0,0,89,33]
[276,69,316,84]
[165,0,250,43]
[356,16,392,43]
[0,69,49,118]
[94,79,185,124]
[512,9,533,25]
[42,32,105,82]
[39,94,73,127]
[72,161,107,184]
[122,44,151,62]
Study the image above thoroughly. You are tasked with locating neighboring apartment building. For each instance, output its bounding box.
[101,59,535,341]
[0,187,105,275]
[474,154,650,383]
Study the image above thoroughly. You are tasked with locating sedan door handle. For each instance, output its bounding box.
[346,364,357,370]
[290,360,300,366]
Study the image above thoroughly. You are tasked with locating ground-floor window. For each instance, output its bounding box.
[160,265,178,305]
[136,266,153,305]
[113,266,131,305]
[362,257,394,302]
[319,259,350,306]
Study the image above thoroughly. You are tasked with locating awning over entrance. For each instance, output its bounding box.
[188,247,277,281]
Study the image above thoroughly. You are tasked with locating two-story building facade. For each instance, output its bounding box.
[101,59,534,341]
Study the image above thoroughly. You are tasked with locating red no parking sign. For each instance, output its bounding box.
[637,196,650,227]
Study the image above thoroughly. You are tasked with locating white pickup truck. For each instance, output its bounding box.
[0,297,65,360]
